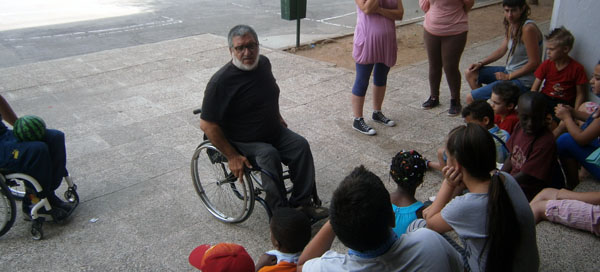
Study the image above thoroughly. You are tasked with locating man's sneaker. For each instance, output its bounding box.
[353,118,376,135]
[296,205,329,221]
[372,111,396,127]
[448,99,462,116]
[422,96,439,109]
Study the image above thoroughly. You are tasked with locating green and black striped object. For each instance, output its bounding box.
[13,115,46,142]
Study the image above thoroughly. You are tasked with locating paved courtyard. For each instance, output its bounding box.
[0,24,599,270]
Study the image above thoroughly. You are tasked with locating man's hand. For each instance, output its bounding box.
[228,154,252,182]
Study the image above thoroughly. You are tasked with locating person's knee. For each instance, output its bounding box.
[556,133,576,155]
[532,188,558,202]
[466,93,474,104]
[465,68,476,81]
[255,147,281,165]
[530,200,548,223]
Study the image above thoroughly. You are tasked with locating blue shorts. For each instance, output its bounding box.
[470,66,528,101]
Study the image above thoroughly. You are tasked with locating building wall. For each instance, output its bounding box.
[550,0,599,100]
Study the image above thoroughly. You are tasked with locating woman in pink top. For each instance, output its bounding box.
[420,0,474,116]
[351,0,404,135]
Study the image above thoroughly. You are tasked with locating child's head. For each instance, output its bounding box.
[491,81,520,116]
[189,243,254,272]
[545,27,574,61]
[517,92,547,135]
[445,124,496,180]
[269,207,311,254]
[330,165,394,252]
[591,60,600,95]
[461,100,495,129]
[390,150,426,194]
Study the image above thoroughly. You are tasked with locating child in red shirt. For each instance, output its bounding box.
[531,27,588,116]
[490,81,520,134]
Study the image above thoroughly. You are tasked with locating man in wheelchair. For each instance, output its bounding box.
[199,25,328,221]
[0,95,74,221]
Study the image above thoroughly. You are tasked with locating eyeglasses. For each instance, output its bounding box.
[233,43,258,53]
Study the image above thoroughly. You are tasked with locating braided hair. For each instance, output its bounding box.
[390,150,426,194]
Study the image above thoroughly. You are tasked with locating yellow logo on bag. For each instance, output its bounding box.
[12,149,19,159]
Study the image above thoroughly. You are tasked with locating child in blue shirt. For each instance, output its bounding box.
[389,150,426,236]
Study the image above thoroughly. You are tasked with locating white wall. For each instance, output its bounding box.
[550,0,599,100]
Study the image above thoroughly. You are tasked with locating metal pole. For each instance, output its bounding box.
[295,0,301,48]
[296,17,300,48]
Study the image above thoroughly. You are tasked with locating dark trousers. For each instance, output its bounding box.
[423,30,468,100]
[0,129,68,196]
[232,127,315,209]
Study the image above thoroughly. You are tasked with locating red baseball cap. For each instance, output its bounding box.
[188,243,254,272]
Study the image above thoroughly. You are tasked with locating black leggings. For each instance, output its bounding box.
[423,30,468,100]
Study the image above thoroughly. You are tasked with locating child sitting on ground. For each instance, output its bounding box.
[255,208,311,272]
[189,243,255,272]
[427,100,510,171]
[530,27,588,126]
[424,124,539,272]
[552,102,600,189]
[490,81,521,134]
[389,150,426,236]
[502,92,558,200]
[530,188,600,236]
[463,100,510,165]
[296,166,462,271]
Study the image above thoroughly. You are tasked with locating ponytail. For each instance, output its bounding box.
[483,172,520,272]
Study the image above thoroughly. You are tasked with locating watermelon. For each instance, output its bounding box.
[13,115,46,142]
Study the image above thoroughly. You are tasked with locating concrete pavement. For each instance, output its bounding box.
[0,23,598,271]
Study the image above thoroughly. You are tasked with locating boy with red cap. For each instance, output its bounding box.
[189,243,254,272]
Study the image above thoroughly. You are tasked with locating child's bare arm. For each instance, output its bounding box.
[255,253,277,272]
[0,94,17,125]
[574,84,586,111]
[530,78,542,92]
[423,166,460,233]
[296,221,335,272]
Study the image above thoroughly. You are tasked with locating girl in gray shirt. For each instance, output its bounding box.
[423,124,539,272]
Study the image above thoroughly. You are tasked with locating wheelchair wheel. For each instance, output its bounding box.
[0,180,17,237]
[5,176,26,201]
[191,141,255,223]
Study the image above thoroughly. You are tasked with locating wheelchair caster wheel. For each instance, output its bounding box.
[64,189,79,204]
[31,221,43,240]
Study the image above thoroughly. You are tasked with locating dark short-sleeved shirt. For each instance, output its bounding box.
[201,55,282,143]
[506,123,556,198]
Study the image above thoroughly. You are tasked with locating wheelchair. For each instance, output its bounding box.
[0,171,79,240]
[191,109,322,224]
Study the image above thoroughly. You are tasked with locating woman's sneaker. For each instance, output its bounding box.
[372,111,396,127]
[422,96,439,109]
[353,118,376,135]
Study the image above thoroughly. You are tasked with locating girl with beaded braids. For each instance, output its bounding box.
[389,150,427,236]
